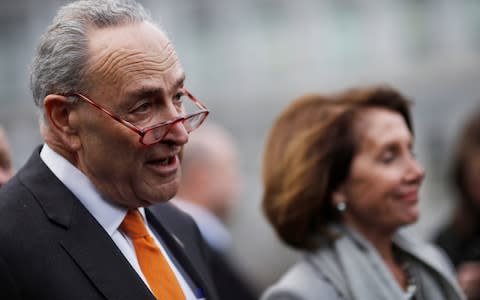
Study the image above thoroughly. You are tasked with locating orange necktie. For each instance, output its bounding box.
[120,209,186,300]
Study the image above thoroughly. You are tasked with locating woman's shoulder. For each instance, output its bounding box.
[261,255,343,300]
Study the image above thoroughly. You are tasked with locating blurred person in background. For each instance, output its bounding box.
[261,86,465,300]
[173,121,258,300]
[0,0,218,299]
[434,108,480,300]
[0,127,13,187]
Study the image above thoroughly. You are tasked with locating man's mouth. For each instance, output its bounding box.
[157,156,175,166]
[146,155,179,175]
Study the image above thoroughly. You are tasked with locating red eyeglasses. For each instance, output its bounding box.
[64,89,209,146]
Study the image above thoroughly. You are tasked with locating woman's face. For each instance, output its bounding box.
[334,108,425,235]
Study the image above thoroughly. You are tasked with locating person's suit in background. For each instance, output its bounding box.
[207,243,258,300]
[0,148,218,300]
[172,199,258,300]
[173,122,259,300]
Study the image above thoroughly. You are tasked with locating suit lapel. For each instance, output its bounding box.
[60,201,155,300]
[147,205,215,299]
[20,147,155,300]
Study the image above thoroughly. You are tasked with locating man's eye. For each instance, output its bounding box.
[131,102,152,114]
[173,92,185,106]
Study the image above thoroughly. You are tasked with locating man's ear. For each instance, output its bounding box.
[43,94,82,151]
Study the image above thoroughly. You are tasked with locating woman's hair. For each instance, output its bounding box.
[262,85,413,250]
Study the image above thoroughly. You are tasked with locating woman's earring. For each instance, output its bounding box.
[336,202,347,212]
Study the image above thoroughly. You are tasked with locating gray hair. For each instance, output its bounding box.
[30,0,154,116]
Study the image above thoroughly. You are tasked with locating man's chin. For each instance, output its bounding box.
[143,183,179,206]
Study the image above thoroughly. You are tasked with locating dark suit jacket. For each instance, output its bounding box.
[206,245,258,300]
[0,147,218,300]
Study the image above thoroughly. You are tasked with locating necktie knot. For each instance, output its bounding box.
[120,209,149,239]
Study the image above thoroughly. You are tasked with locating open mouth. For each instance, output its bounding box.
[146,155,178,174]
[157,156,175,166]
[396,189,419,203]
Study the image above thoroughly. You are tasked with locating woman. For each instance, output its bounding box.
[261,86,465,300]
[434,108,480,300]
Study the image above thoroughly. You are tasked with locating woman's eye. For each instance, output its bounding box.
[381,150,396,164]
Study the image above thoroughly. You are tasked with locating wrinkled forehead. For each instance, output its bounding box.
[85,22,181,86]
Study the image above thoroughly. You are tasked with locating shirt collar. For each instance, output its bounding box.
[40,144,135,235]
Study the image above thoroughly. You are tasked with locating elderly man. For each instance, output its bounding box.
[0,1,217,299]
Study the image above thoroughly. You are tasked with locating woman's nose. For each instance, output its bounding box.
[406,157,425,183]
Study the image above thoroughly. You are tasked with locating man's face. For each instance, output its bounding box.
[72,22,188,208]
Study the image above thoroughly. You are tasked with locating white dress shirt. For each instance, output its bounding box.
[40,144,197,299]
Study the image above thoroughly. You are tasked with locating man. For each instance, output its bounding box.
[172,122,258,300]
[0,127,13,187]
[0,1,218,299]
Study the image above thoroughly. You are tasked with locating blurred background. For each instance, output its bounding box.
[1,0,480,292]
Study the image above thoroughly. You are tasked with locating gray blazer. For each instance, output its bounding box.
[262,259,341,300]
[262,227,465,300]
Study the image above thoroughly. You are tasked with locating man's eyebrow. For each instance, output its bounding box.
[126,73,186,100]
[173,73,186,91]
[126,87,162,100]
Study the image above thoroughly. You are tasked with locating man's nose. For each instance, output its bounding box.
[162,120,189,146]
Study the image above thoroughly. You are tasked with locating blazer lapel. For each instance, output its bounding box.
[394,232,465,299]
[60,201,155,300]
[146,205,214,299]
[21,147,155,300]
